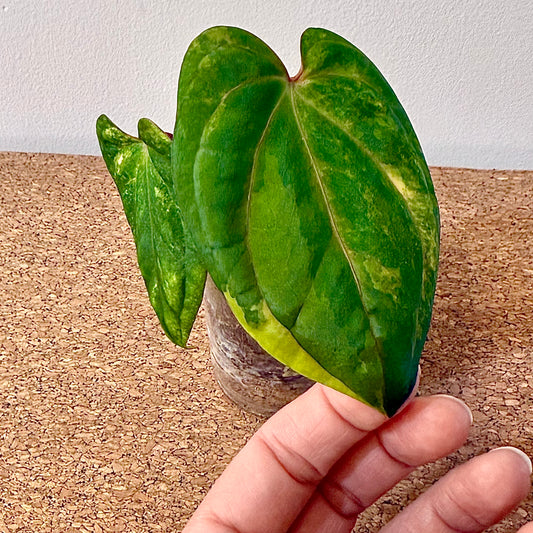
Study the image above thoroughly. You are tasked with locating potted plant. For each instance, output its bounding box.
[96,26,440,417]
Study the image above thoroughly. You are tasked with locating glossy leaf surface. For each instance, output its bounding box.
[96,115,206,347]
[173,27,440,414]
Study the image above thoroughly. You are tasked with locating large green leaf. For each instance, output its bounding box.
[96,114,206,347]
[173,27,440,415]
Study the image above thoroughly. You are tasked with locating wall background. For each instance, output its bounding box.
[1,0,532,169]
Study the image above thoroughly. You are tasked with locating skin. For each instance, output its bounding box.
[183,379,532,532]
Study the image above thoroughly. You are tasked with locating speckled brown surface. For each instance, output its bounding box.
[0,152,531,532]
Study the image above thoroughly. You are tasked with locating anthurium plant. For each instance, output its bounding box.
[96,26,440,416]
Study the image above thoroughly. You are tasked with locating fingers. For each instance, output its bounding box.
[381,447,532,532]
[290,395,472,532]
[183,384,390,533]
[518,522,533,533]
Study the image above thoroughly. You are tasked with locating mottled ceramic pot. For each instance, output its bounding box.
[204,276,313,417]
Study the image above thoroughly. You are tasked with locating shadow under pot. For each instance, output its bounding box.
[203,276,314,417]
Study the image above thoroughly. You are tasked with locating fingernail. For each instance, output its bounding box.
[489,447,532,474]
[415,365,421,387]
[431,394,473,425]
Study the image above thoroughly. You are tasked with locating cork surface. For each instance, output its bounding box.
[0,151,531,532]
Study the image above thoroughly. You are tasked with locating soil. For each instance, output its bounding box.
[0,151,531,532]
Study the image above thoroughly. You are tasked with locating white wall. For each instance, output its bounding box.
[1,0,532,169]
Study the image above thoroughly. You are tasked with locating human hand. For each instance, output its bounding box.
[183,382,532,532]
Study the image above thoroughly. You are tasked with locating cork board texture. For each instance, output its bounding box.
[0,152,531,532]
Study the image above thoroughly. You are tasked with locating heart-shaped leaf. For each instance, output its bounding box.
[172,27,440,414]
[96,114,206,347]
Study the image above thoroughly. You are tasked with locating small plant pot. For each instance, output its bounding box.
[204,276,313,417]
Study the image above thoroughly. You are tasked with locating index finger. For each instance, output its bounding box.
[183,383,392,533]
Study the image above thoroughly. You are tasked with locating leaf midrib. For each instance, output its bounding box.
[293,87,428,346]
[288,84,384,362]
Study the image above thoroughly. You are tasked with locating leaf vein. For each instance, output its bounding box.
[293,90,419,236]
[302,73,431,192]
[287,238,330,331]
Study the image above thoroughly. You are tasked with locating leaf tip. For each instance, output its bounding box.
[96,113,112,137]
[137,117,153,137]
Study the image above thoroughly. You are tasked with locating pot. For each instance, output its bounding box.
[204,276,313,417]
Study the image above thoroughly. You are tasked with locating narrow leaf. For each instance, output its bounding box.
[96,114,206,347]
